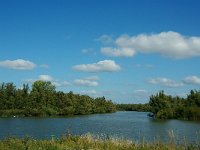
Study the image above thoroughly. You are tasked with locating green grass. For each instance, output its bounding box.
[0,133,199,150]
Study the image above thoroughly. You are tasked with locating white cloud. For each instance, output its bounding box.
[0,59,36,70]
[74,79,98,87]
[183,76,200,85]
[134,89,148,93]
[74,76,99,87]
[24,75,70,87]
[38,75,53,81]
[84,76,99,81]
[148,77,184,88]
[101,31,200,59]
[101,47,135,57]
[72,60,121,73]
[52,81,71,87]
[24,75,53,83]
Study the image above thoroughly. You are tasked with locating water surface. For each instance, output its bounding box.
[0,111,199,143]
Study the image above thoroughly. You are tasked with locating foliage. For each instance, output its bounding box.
[149,90,200,120]
[0,81,116,117]
[0,134,199,150]
[116,103,150,112]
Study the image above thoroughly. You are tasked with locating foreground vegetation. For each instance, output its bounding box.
[0,134,199,150]
[149,90,200,120]
[0,81,116,117]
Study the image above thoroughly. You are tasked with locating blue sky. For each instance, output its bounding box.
[0,0,200,103]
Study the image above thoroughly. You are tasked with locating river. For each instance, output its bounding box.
[0,111,199,143]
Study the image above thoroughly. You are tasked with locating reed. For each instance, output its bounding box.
[0,133,199,150]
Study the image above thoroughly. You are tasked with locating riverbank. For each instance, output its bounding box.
[0,134,199,150]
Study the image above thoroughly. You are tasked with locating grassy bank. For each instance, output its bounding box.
[0,134,199,150]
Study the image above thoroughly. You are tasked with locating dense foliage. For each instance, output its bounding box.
[0,134,199,150]
[0,81,116,117]
[149,90,200,120]
[116,103,150,112]
[117,90,200,121]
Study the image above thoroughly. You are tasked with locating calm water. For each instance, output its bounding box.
[0,111,200,143]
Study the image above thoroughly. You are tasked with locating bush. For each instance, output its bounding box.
[0,134,199,150]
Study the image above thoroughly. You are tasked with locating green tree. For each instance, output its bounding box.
[30,80,56,108]
[0,81,116,117]
[149,91,172,116]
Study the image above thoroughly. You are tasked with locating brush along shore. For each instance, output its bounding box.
[0,133,199,150]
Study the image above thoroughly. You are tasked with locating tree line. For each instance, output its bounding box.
[117,90,200,121]
[149,90,200,120]
[1,81,199,120]
[0,81,116,117]
[116,103,150,112]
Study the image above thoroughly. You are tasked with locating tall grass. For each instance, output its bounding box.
[0,133,199,150]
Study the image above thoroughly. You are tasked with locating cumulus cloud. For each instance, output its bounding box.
[72,60,121,72]
[84,76,99,81]
[101,47,135,57]
[148,77,184,88]
[74,76,99,87]
[52,81,71,87]
[74,79,98,87]
[24,75,70,87]
[38,75,53,81]
[24,74,53,83]
[0,59,36,70]
[101,31,200,59]
[183,76,200,85]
